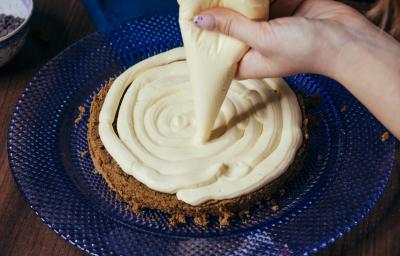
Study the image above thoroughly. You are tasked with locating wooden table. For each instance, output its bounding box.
[0,0,398,255]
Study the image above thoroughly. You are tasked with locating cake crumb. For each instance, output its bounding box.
[219,212,232,226]
[169,218,177,226]
[170,214,186,226]
[340,105,348,113]
[80,150,88,158]
[271,205,279,212]
[304,131,310,140]
[74,106,86,124]
[303,118,309,127]
[381,131,390,143]
[194,215,209,226]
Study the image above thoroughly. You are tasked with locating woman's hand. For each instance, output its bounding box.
[194,0,378,78]
[194,0,400,139]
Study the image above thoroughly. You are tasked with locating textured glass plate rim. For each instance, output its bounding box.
[7,25,395,255]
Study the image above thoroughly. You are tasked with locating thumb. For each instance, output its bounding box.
[194,8,267,51]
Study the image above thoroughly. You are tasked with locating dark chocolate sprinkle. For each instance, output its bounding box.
[0,13,25,38]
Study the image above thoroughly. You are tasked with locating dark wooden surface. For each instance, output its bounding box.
[0,0,398,255]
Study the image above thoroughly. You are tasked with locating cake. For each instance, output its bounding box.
[87,0,307,226]
[87,49,307,226]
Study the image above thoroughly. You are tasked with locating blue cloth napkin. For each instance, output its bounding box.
[81,0,179,31]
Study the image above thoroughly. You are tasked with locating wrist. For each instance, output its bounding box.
[306,21,358,78]
[324,26,400,138]
[326,26,400,83]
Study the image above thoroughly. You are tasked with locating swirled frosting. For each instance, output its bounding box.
[98,48,303,206]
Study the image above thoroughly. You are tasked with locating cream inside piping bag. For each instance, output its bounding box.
[178,0,270,144]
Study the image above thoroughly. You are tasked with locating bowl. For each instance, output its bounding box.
[0,0,33,67]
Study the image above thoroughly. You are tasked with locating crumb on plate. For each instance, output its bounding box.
[80,150,88,158]
[381,131,390,143]
[74,106,85,124]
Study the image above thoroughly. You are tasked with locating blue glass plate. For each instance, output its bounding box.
[8,13,396,255]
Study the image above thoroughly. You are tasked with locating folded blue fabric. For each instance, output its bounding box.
[81,0,179,31]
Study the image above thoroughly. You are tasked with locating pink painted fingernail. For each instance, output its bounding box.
[193,14,216,29]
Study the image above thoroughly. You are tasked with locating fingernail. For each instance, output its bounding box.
[193,14,216,29]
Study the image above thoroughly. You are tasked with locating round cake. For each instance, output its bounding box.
[87,48,307,225]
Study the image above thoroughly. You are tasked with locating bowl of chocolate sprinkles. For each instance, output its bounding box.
[0,0,33,67]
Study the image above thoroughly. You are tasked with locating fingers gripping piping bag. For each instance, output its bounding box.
[178,0,270,144]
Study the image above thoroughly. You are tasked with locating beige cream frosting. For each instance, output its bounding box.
[98,0,303,206]
[98,48,303,206]
[178,0,270,144]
